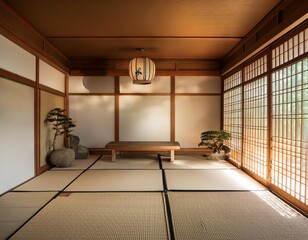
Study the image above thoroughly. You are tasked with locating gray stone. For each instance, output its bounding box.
[69,134,89,159]
[74,145,89,159]
[70,134,80,148]
[50,148,75,167]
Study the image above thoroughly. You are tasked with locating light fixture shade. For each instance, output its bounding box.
[129,57,155,84]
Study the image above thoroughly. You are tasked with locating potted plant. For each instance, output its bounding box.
[198,130,231,160]
[45,108,76,167]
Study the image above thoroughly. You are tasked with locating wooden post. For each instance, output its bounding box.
[111,149,116,161]
[170,150,175,162]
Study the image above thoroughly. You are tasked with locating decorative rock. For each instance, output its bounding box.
[69,134,89,159]
[70,134,80,148]
[74,145,89,159]
[50,148,75,167]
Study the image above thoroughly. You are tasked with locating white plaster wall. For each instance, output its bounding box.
[69,76,115,93]
[119,96,170,141]
[39,60,65,93]
[120,76,170,93]
[175,96,221,147]
[175,76,221,93]
[0,35,36,81]
[0,78,35,194]
[69,96,115,147]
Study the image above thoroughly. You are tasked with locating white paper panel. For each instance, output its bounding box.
[39,60,65,92]
[0,78,34,194]
[0,35,36,81]
[119,96,170,141]
[40,91,64,167]
[175,96,221,148]
[69,76,115,93]
[69,96,115,148]
[175,76,221,93]
[120,76,170,93]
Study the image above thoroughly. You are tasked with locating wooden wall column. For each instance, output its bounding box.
[34,57,40,176]
[115,77,120,141]
[170,76,175,142]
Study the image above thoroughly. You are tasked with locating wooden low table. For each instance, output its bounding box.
[105,141,181,161]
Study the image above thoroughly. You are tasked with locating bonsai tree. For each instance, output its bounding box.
[198,130,231,154]
[45,108,76,151]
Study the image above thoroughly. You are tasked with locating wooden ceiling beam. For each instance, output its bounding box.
[69,59,221,76]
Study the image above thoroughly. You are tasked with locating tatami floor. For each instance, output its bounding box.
[1,154,307,239]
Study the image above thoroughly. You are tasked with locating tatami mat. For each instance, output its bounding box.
[66,170,164,191]
[0,192,57,239]
[165,169,266,191]
[168,191,308,240]
[51,155,100,171]
[11,192,170,240]
[91,154,160,169]
[162,154,235,169]
[14,171,82,191]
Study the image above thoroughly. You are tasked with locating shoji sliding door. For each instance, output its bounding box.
[242,78,268,178]
[271,28,308,205]
[223,71,242,164]
[223,25,308,212]
[242,56,268,180]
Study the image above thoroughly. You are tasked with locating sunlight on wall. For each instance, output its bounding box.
[175,96,221,147]
[120,76,170,93]
[119,96,170,141]
[175,76,221,93]
[68,75,221,147]
[69,96,115,147]
[69,76,115,93]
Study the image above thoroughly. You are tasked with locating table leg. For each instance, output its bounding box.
[170,150,175,162]
[111,149,116,161]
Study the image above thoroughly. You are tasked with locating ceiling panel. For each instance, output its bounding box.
[4,0,281,60]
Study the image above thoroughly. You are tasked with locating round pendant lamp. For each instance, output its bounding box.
[128,49,155,84]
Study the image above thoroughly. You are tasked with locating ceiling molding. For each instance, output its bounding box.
[70,59,221,76]
[222,0,308,73]
[0,1,70,73]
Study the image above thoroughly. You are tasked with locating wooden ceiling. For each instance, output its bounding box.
[3,0,281,62]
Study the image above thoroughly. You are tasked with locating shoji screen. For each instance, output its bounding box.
[39,60,65,93]
[243,77,268,179]
[39,60,66,166]
[0,78,35,194]
[271,28,308,206]
[0,35,36,194]
[242,56,268,179]
[0,34,36,81]
[222,26,308,212]
[223,72,242,164]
